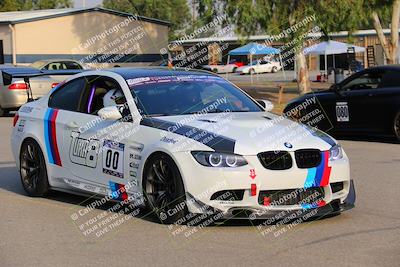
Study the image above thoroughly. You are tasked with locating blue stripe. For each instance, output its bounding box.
[44,109,54,164]
[304,168,316,188]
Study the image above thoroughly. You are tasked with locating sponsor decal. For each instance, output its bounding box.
[19,106,33,113]
[336,102,349,122]
[304,151,331,188]
[69,131,100,168]
[44,108,62,166]
[109,181,128,201]
[301,200,326,210]
[17,119,26,132]
[103,140,124,178]
[160,136,178,144]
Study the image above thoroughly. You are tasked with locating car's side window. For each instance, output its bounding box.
[63,61,82,70]
[48,77,87,112]
[340,71,385,91]
[379,70,400,88]
[81,76,128,116]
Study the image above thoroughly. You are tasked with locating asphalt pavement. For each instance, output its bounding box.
[0,116,399,267]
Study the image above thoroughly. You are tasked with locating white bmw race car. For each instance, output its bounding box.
[11,67,355,224]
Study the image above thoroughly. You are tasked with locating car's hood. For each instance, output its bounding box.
[152,112,336,155]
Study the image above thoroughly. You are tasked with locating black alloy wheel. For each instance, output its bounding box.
[20,139,49,196]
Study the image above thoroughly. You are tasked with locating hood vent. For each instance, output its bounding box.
[197,119,217,123]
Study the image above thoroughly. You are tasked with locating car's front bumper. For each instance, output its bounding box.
[172,151,353,218]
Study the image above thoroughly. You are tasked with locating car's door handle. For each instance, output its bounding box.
[66,121,80,130]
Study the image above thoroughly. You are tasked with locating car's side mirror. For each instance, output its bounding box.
[98,106,122,121]
[257,99,274,112]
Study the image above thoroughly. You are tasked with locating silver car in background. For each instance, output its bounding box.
[30,59,84,71]
[0,66,81,116]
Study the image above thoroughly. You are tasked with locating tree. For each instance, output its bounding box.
[0,0,71,11]
[103,0,191,39]
[364,0,399,64]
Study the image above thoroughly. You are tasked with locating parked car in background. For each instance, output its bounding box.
[30,59,84,70]
[202,62,239,73]
[0,66,81,116]
[236,59,282,74]
[284,66,400,141]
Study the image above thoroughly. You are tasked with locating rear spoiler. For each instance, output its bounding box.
[1,68,83,102]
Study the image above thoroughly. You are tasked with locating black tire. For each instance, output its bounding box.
[394,111,400,141]
[212,68,218,73]
[20,139,49,197]
[142,153,188,224]
[271,66,278,73]
[249,68,255,75]
[0,106,4,117]
[232,67,237,73]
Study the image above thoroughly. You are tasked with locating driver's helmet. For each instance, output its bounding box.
[103,89,123,107]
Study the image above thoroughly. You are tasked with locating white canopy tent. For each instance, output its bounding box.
[304,40,366,74]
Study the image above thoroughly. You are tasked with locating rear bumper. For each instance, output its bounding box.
[0,89,28,109]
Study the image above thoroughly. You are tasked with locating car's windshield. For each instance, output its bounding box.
[127,75,263,117]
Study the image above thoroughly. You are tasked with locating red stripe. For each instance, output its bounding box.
[319,151,331,186]
[50,109,62,166]
[118,184,128,201]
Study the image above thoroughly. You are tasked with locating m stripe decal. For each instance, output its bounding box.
[140,117,236,153]
[44,108,62,166]
[304,151,331,188]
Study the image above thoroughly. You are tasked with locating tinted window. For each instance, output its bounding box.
[341,71,384,91]
[63,61,82,70]
[49,78,86,111]
[380,70,400,88]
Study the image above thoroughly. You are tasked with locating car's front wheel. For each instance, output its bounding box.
[20,139,49,196]
[271,66,278,73]
[143,153,188,224]
[249,68,255,75]
[394,111,400,141]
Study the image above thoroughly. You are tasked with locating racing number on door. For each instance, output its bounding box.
[105,149,119,170]
[103,140,124,178]
[336,102,349,122]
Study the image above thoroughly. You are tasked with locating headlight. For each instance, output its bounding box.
[329,145,343,161]
[191,151,248,167]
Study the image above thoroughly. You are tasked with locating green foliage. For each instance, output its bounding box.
[103,0,191,39]
[0,0,71,11]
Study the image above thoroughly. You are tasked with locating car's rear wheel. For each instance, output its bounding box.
[20,139,49,196]
[271,66,278,73]
[143,153,188,224]
[394,111,400,141]
[249,68,255,75]
[232,67,237,73]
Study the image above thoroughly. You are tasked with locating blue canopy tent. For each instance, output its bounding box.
[228,42,285,78]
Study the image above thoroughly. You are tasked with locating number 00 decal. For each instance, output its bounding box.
[103,140,124,178]
[336,102,349,122]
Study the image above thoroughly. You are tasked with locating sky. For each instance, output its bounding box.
[74,0,103,8]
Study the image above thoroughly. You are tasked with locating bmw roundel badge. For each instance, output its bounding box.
[284,142,293,149]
